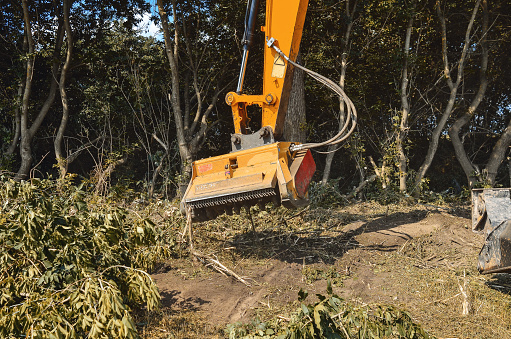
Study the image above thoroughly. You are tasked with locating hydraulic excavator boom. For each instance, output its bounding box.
[181,0,315,221]
[179,0,509,280]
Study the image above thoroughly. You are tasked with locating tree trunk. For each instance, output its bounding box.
[448,0,488,188]
[397,17,414,192]
[16,0,64,180]
[322,0,357,184]
[322,108,346,184]
[17,0,36,180]
[485,120,511,186]
[412,0,481,194]
[6,81,23,155]
[148,153,167,198]
[449,114,480,187]
[347,174,377,199]
[157,0,191,179]
[284,54,306,143]
[55,0,73,179]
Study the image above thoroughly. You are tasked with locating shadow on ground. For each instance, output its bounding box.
[227,209,431,264]
[485,273,511,295]
[159,290,210,311]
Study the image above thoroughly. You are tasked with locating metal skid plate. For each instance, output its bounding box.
[478,220,511,274]
[472,188,511,233]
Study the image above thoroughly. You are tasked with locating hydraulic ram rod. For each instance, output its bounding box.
[236,0,261,94]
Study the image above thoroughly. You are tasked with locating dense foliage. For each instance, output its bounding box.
[0,178,173,338]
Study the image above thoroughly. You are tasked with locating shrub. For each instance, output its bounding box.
[0,179,172,338]
[226,282,433,339]
[308,179,345,207]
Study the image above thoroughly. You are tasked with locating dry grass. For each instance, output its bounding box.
[137,310,223,338]
[138,200,511,338]
[382,235,511,338]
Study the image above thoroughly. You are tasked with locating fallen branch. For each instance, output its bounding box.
[182,207,250,285]
[192,251,251,287]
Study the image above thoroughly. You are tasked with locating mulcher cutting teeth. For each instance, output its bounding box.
[187,188,278,222]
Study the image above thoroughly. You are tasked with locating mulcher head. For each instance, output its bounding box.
[181,142,315,222]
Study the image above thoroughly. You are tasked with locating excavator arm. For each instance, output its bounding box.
[181,0,315,222]
[226,0,308,140]
[179,0,510,281]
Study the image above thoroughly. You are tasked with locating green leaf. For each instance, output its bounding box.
[327,279,333,295]
[298,288,308,302]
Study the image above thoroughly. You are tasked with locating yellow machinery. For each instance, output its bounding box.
[181,0,356,221]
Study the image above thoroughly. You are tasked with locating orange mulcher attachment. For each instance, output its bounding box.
[181,0,315,222]
[182,142,315,222]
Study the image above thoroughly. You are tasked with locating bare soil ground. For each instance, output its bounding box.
[142,202,511,338]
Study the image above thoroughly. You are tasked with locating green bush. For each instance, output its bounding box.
[226,282,433,339]
[308,179,345,207]
[0,179,172,338]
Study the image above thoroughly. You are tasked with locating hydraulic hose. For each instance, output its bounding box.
[266,38,357,152]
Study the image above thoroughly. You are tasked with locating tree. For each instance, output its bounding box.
[54,0,74,179]
[1,2,24,161]
[157,0,238,191]
[2,0,511,193]
[412,0,484,192]
[321,0,359,185]
[16,0,65,180]
[395,10,415,192]
[448,0,511,187]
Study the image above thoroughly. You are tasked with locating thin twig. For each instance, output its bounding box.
[193,251,251,287]
[425,292,461,305]
[187,207,194,252]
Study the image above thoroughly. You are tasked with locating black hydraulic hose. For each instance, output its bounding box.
[242,0,260,49]
[237,0,261,94]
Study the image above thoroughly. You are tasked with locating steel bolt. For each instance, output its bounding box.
[265,93,274,104]
[225,93,235,106]
[231,134,241,144]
